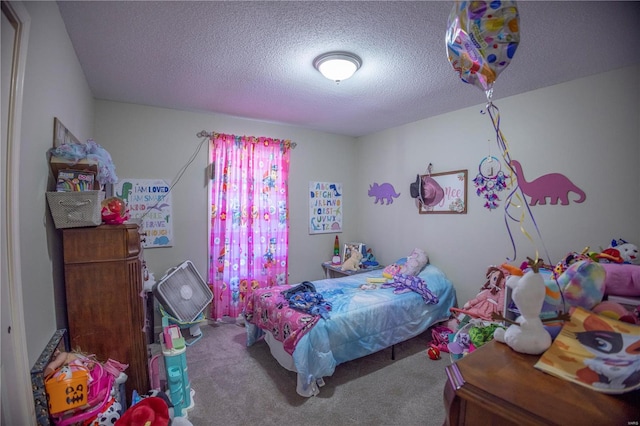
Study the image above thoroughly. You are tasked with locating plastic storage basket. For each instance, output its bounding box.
[46,190,105,229]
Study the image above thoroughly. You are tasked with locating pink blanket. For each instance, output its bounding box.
[601,263,640,296]
[244,285,320,355]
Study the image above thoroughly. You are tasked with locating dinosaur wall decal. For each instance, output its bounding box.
[510,160,586,206]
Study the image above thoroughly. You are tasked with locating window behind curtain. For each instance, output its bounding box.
[208,133,291,320]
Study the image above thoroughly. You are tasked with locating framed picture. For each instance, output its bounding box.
[342,242,365,264]
[417,169,468,214]
[53,117,80,148]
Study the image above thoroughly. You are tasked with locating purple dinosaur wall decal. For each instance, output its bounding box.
[510,160,586,206]
[368,182,400,205]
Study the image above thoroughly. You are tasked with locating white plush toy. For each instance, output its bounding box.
[399,248,429,276]
[493,260,552,355]
[341,248,363,272]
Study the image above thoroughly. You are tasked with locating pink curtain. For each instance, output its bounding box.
[208,133,291,320]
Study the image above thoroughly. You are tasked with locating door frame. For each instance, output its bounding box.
[1,0,33,423]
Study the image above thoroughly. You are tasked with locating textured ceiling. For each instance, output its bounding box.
[57,1,640,138]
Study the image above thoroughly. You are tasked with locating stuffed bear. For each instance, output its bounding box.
[341,248,363,272]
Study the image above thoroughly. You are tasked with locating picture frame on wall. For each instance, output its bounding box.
[53,117,80,148]
[417,169,468,214]
[342,242,365,264]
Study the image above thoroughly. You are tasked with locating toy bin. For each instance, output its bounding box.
[45,366,89,415]
[46,190,104,229]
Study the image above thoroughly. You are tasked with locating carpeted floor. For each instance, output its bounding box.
[183,322,452,426]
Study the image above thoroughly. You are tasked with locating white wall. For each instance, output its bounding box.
[94,102,358,285]
[355,66,640,305]
[19,1,94,363]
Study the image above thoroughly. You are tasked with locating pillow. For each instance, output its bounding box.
[399,248,429,276]
[557,260,606,310]
[601,263,640,296]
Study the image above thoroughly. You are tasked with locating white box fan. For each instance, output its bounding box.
[153,261,213,323]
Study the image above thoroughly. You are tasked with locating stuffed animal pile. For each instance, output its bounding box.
[598,238,639,264]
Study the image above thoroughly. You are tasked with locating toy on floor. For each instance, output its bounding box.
[450,265,508,321]
[44,350,84,377]
[492,258,553,355]
[427,345,441,360]
[430,325,453,353]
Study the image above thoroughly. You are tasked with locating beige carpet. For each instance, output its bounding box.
[183,322,452,426]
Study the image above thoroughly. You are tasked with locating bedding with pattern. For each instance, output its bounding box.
[245,264,456,396]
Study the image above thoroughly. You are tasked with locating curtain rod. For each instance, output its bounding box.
[197,130,296,149]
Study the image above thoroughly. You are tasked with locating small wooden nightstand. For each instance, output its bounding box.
[443,340,640,425]
[321,262,384,279]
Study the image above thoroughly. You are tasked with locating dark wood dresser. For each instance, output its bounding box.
[62,223,149,403]
[443,339,640,425]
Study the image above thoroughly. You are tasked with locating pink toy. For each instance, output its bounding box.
[451,266,508,321]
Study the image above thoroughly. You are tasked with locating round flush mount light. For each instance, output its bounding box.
[313,51,362,83]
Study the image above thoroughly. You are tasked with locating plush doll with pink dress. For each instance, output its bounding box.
[451,266,507,321]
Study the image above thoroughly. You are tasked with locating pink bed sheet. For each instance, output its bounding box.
[244,285,320,355]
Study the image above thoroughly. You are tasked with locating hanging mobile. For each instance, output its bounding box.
[473,155,509,210]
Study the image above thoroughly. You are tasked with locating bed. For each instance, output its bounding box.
[245,264,457,396]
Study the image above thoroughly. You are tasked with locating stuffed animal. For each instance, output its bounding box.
[493,260,552,355]
[451,265,508,321]
[341,249,363,272]
[44,350,83,377]
[598,239,639,264]
[557,259,606,310]
[399,248,429,276]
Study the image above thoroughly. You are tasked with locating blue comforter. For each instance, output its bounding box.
[246,264,456,395]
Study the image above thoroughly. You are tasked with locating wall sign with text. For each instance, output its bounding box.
[309,181,342,234]
[417,170,468,214]
[113,178,173,247]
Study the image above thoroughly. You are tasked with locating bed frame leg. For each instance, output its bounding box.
[391,344,395,360]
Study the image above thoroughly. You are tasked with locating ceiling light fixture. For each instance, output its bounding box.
[313,51,362,83]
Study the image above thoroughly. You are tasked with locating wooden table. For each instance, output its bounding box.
[321,262,383,279]
[443,340,640,426]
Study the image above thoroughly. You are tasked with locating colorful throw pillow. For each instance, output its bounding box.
[557,260,606,310]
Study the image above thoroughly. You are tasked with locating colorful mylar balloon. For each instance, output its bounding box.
[446,0,520,93]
